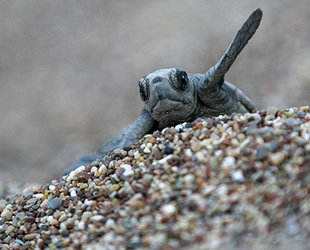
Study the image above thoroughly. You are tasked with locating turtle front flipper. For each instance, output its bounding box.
[198,9,262,108]
[64,108,156,174]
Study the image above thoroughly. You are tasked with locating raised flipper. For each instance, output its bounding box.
[198,9,262,106]
[64,108,156,174]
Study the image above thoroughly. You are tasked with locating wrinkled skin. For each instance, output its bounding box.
[65,9,262,174]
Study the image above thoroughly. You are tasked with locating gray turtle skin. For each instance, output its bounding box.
[65,9,262,174]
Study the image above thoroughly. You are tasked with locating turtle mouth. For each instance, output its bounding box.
[152,99,182,114]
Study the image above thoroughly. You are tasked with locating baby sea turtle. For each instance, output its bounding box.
[65,9,262,174]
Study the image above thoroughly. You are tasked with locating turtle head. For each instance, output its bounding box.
[138,68,196,125]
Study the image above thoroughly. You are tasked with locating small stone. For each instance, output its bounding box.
[195,151,206,162]
[203,185,216,196]
[266,106,278,116]
[185,122,193,128]
[127,193,145,208]
[3,235,12,243]
[164,146,174,154]
[4,225,14,235]
[184,174,195,185]
[206,119,214,128]
[134,151,141,160]
[77,172,92,182]
[77,221,85,230]
[70,189,77,197]
[160,204,176,216]
[109,184,120,191]
[91,166,98,174]
[221,156,236,169]
[175,124,184,131]
[169,128,178,135]
[257,146,268,160]
[50,218,59,226]
[191,141,201,152]
[113,148,121,154]
[105,218,116,229]
[181,132,189,140]
[24,233,37,241]
[74,165,86,175]
[296,137,306,146]
[79,183,88,190]
[58,213,67,222]
[84,199,94,206]
[143,147,151,153]
[143,174,153,183]
[270,152,285,165]
[1,209,12,220]
[158,155,173,164]
[25,216,35,223]
[40,199,49,209]
[60,229,70,236]
[299,106,309,113]
[231,170,245,183]
[26,197,37,206]
[221,139,231,146]
[81,211,92,221]
[23,192,34,199]
[284,108,295,117]
[269,140,281,152]
[14,239,25,246]
[285,118,298,126]
[285,217,300,235]
[33,193,44,199]
[121,164,134,178]
[184,149,193,158]
[46,197,63,210]
[91,215,105,222]
[99,165,108,174]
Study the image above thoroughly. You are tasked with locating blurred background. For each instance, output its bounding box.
[0,0,309,185]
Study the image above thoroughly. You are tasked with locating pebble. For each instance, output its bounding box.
[160,204,176,216]
[121,164,134,178]
[266,106,278,116]
[257,146,268,160]
[99,164,108,174]
[45,197,62,210]
[70,189,77,197]
[91,215,105,222]
[270,152,285,165]
[1,209,12,220]
[268,140,281,152]
[105,218,116,229]
[143,147,151,153]
[24,233,37,241]
[164,146,174,154]
[222,156,236,169]
[231,170,245,183]
[110,184,120,191]
[299,106,309,112]
[285,117,299,126]
[26,197,37,206]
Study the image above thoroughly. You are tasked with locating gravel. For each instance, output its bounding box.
[1,106,310,249]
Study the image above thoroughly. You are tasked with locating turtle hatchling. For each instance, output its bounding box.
[65,9,262,174]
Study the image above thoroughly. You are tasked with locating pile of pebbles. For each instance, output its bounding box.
[1,106,310,249]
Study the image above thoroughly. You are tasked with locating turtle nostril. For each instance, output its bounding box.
[152,76,163,84]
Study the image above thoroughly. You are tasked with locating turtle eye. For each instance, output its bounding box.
[169,69,189,92]
[179,71,188,91]
[138,77,150,102]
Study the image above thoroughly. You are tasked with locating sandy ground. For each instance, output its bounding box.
[0,0,310,185]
